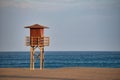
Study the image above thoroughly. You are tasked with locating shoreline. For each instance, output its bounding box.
[0,67,120,80]
[0,66,120,69]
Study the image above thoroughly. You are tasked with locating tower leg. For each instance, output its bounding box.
[40,47,44,70]
[30,47,35,70]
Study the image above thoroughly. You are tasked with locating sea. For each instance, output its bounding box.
[0,51,120,68]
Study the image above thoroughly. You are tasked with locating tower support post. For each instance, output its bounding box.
[39,47,44,70]
[30,46,35,70]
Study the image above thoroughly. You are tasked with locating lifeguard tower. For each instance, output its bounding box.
[24,24,50,70]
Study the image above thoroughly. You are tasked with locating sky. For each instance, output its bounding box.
[0,0,120,51]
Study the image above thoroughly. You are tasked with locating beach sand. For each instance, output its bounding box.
[0,67,120,80]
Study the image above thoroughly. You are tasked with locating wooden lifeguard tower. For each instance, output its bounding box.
[24,24,50,70]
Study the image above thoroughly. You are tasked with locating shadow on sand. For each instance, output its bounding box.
[0,75,77,80]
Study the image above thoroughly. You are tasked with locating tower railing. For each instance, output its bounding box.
[25,36,50,46]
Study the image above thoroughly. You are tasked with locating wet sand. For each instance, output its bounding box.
[0,67,120,80]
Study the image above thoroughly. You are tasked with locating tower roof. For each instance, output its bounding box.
[24,24,49,29]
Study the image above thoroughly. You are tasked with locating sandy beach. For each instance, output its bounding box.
[0,67,120,80]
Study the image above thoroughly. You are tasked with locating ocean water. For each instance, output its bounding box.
[0,51,120,68]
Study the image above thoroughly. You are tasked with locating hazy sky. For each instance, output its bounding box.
[0,0,120,51]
